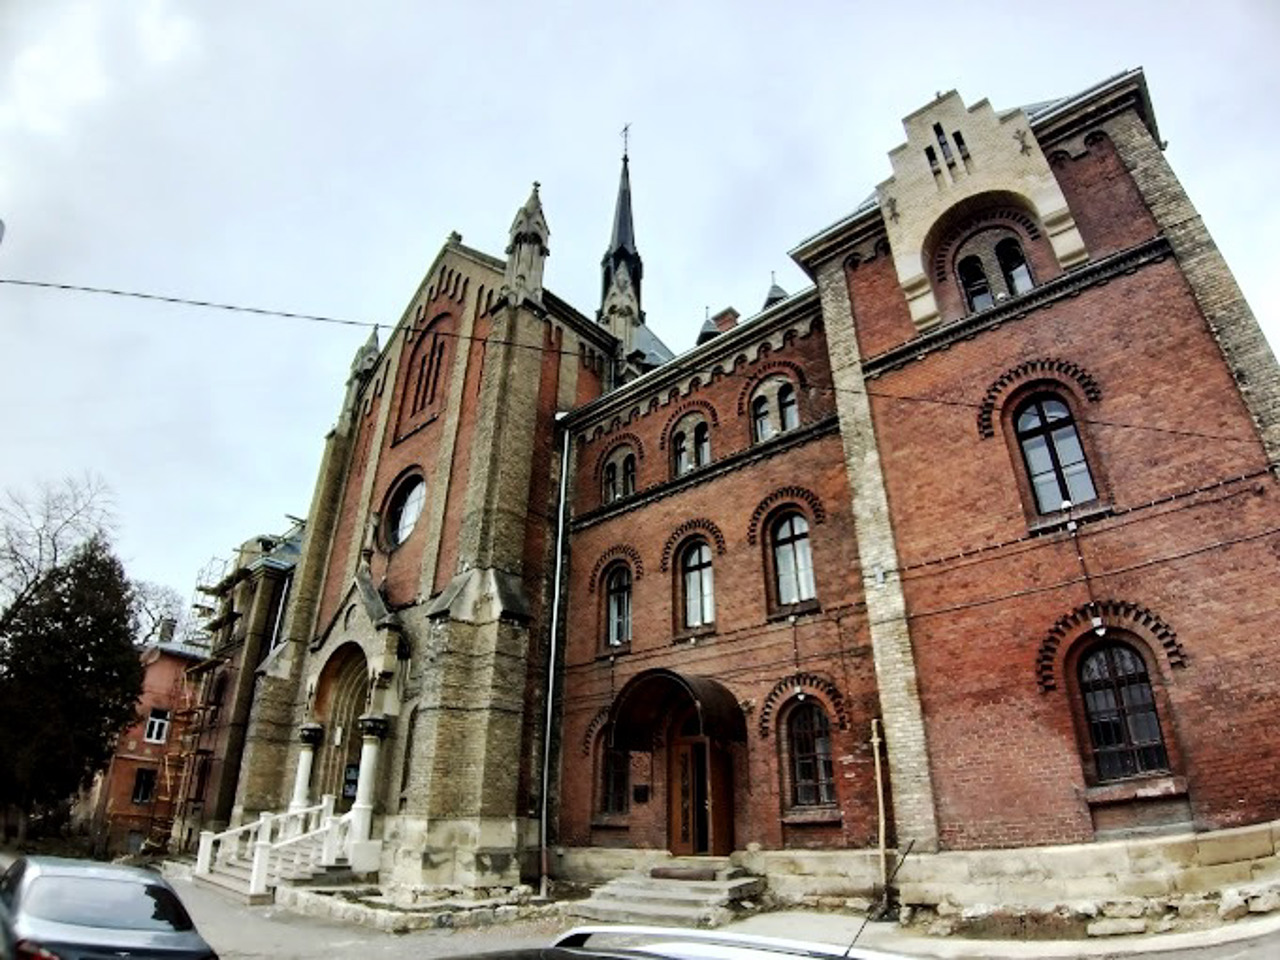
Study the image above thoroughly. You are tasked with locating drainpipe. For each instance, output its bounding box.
[871,718,887,894]
[540,412,571,899]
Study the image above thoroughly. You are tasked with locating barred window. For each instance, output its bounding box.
[787,703,835,806]
[1080,643,1169,782]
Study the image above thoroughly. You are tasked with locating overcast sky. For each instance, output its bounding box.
[2,1,1277,605]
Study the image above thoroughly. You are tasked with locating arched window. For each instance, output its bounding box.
[672,431,690,476]
[996,238,1033,295]
[778,384,799,432]
[680,540,715,629]
[622,454,637,496]
[600,739,629,815]
[1079,642,1168,782]
[772,512,816,606]
[787,702,835,806]
[1015,394,1097,513]
[602,463,618,504]
[752,395,774,443]
[604,566,632,649]
[694,422,711,468]
[958,255,994,312]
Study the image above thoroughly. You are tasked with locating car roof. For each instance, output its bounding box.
[18,857,167,885]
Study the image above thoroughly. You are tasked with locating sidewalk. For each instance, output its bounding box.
[722,909,1280,958]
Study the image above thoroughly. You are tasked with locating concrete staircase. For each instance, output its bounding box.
[567,858,766,928]
[193,835,355,905]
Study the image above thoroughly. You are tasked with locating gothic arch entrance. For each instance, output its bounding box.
[313,642,369,812]
[608,669,745,856]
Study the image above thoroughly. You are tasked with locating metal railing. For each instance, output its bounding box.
[195,794,348,896]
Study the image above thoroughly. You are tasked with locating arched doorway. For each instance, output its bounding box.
[312,643,369,812]
[608,669,745,856]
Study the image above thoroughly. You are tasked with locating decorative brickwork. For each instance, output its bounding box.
[587,544,645,593]
[1037,599,1187,693]
[978,358,1103,438]
[757,672,850,738]
[581,705,611,756]
[659,399,721,450]
[659,519,726,571]
[736,360,809,415]
[746,487,827,546]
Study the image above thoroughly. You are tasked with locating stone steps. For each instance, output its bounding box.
[194,838,354,904]
[567,862,766,928]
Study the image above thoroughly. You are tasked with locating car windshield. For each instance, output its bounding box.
[23,876,194,932]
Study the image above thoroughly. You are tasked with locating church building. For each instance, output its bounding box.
[211,68,1280,908]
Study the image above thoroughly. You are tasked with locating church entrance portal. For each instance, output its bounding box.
[312,643,369,812]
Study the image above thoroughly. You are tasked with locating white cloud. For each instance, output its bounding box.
[0,2,109,136]
[135,0,197,67]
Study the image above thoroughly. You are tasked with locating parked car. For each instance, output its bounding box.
[466,925,915,960]
[0,857,217,960]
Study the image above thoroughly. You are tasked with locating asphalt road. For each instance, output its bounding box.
[168,873,1280,960]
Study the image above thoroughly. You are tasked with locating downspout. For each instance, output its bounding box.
[540,411,571,899]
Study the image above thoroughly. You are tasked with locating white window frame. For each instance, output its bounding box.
[144,708,171,744]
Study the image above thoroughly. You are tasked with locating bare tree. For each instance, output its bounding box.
[132,579,190,645]
[0,475,114,639]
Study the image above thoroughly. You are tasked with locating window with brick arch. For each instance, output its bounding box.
[785,701,836,806]
[1078,642,1169,782]
[771,512,816,607]
[672,431,690,476]
[622,454,636,496]
[679,539,715,630]
[603,564,632,649]
[1014,393,1097,513]
[601,445,637,505]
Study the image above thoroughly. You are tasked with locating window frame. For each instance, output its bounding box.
[958,255,994,312]
[602,563,633,652]
[600,445,638,506]
[144,708,171,744]
[676,538,716,635]
[131,767,158,805]
[763,508,820,618]
[1068,637,1174,786]
[598,737,630,817]
[672,431,690,476]
[381,471,427,551]
[693,422,711,468]
[996,237,1034,295]
[781,700,838,811]
[750,376,800,444]
[1013,392,1099,514]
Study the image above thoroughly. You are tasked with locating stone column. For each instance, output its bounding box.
[350,714,389,842]
[289,723,324,812]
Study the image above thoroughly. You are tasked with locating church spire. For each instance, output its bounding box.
[503,181,550,306]
[601,153,643,315]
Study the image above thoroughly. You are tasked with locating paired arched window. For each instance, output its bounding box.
[1015,394,1097,513]
[680,540,715,630]
[602,447,638,504]
[1078,642,1169,782]
[603,565,632,649]
[751,378,801,443]
[954,232,1035,314]
[671,416,712,478]
[771,512,816,607]
[694,422,711,467]
[786,701,836,806]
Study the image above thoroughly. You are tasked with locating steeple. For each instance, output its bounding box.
[503,181,550,306]
[762,272,788,310]
[600,154,643,321]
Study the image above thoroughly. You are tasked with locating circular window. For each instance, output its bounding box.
[384,475,425,549]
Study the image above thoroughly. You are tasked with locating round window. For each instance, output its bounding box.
[384,475,425,549]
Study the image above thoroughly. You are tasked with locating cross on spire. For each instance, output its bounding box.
[621,122,631,159]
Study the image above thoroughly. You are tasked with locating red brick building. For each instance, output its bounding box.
[224,68,1280,904]
[91,639,204,856]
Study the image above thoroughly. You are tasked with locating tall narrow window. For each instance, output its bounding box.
[996,238,1033,295]
[1015,395,1097,513]
[1079,643,1168,782]
[622,455,636,496]
[958,256,994,312]
[144,709,171,744]
[788,703,835,806]
[603,463,618,504]
[752,395,774,442]
[600,742,629,814]
[132,768,158,805]
[681,541,715,629]
[605,566,632,648]
[694,422,711,467]
[778,384,799,432]
[672,432,690,476]
[773,513,816,605]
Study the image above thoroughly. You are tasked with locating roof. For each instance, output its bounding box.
[606,155,637,257]
[633,320,675,366]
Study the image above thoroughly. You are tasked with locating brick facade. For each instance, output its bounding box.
[228,69,1280,896]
